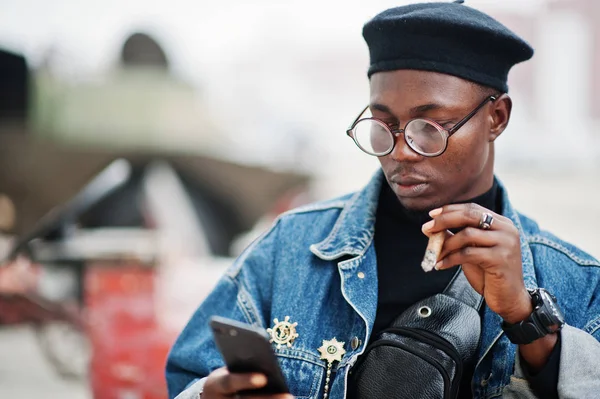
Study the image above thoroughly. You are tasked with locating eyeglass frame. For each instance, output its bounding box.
[346,95,498,157]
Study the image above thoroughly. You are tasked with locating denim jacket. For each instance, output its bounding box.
[167,170,600,399]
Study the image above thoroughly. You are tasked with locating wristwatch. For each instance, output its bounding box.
[501,288,565,345]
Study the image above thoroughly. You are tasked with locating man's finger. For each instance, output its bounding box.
[438,228,502,259]
[430,203,508,219]
[436,246,494,271]
[209,371,268,394]
[210,367,228,377]
[423,204,509,234]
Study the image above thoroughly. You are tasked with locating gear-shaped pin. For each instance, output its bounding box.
[266,316,299,349]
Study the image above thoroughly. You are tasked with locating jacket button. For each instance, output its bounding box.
[357,272,365,279]
[351,336,362,350]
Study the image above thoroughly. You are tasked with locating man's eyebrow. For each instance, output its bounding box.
[370,102,446,116]
[409,103,444,114]
[370,103,394,114]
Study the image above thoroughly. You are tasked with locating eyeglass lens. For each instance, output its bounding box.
[352,118,446,156]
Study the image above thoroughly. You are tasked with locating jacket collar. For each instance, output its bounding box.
[310,169,383,260]
[310,169,539,290]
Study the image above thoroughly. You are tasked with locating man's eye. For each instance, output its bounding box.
[378,121,398,129]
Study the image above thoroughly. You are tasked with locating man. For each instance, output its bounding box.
[166,2,600,398]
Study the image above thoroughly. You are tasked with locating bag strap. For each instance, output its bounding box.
[443,267,484,311]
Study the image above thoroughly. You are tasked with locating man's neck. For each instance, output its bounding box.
[380,178,500,226]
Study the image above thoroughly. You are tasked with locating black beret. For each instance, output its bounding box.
[362,2,534,92]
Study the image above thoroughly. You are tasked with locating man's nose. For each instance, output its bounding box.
[389,130,421,162]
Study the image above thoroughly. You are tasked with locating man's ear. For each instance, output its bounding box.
[488,93,512,142]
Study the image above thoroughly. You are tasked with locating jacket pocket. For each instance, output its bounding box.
[275,351,324,399]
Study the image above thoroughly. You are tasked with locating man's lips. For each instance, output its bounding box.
[395,179,427,186]
[393,175,428,186]
[392,176,430,197]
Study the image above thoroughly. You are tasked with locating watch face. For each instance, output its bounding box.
[539,289,565,332]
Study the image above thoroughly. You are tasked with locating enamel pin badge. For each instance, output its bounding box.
[318,338,346,399]
[266,316,299,349]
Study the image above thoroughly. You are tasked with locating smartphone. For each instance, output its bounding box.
[209,316,289,395]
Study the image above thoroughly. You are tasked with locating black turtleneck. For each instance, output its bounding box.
[371,180,500,337]
[348,179,560,399]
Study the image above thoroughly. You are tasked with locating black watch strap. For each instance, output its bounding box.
[501,288,565,345]
[502,315,548,345]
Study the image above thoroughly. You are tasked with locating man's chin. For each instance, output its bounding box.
[398,197,441,214]
[396,197,444,224]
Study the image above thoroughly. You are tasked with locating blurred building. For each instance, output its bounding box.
[488,0,600,168]
[33,32,229,156]
[0,48,28,133]
[0,35,310,255]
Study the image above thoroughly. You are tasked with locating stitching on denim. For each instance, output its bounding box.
[241,283,263,327]
[311,214,376,261]
[302,362,323,399]
[271,199,350,260]
[235,290,254,325]
[220,275,253,325]
[527,235,600,266]
[274,351,324,399]
[310,171,383,259]
[303,366,322,399]
[281,200,346,216]
[309,188,372,256]
[338,232,376,267]
[313,202,355,250]
[274,348,325,368]
[584,315,600,335]
[230,277,263,327]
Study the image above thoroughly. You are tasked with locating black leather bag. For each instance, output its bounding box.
[350,269,483,399]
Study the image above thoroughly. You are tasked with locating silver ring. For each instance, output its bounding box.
[479,212,494,230]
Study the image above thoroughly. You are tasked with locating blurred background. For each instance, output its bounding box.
[0,0,599,398]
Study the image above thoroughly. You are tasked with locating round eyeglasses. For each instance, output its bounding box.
[346,95,497,157]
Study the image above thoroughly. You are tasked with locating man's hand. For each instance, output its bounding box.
[422,203,532,322]
[422,203,558,372]
[202,367,294,399]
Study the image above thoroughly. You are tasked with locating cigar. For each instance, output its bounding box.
[421,231,445,272]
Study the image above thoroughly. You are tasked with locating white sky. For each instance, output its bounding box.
[0,0,547,82]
